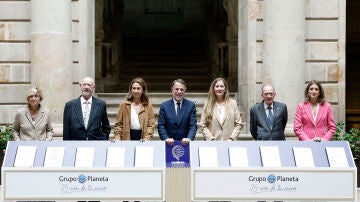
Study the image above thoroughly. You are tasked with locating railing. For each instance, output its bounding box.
[101,42,119,78]
[207,33,228,79]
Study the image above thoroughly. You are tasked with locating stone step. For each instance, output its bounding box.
[98,92,210,112]
[123,55,207,62]
[121,61,210,70]
[123,36,206,47]
[118,74,210,80]
[104,81,211,92]
[102,32,211,116]
[112,35,210,93]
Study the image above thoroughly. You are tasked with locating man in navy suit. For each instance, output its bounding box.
[158,79,197,146]
[250,84,288,140]
[63,77,110,140]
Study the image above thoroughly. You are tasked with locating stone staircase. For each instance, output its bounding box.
[103,36,212,92]
[96,92,248,140]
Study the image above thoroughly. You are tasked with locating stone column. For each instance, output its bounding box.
[31,0,73,131]
[95,0,105,91]
[262,0,305,133]
[79,0,96,80]
[238,0,255,136]
[223,0,238,92]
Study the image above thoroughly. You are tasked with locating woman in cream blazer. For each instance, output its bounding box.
[200,78,242,141]
[13,87,53,141]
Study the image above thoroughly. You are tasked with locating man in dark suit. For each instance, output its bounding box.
[250,84,288,140]
[158,79,197,146]
[63,77,110,141]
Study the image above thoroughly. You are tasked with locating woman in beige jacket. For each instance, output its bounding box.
[200,78,242,141]
[13,87,53,141]
[114,78,155,140]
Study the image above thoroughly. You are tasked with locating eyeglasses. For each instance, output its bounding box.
[28,95,40,99]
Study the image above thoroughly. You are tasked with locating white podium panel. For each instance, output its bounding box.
[190,141,357,201]
[192,168,356,201]
[3,168,164,201]
[2,141,165,201]
[2,140,357,201]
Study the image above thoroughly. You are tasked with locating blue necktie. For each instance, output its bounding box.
[176,102,181,118]
[267,106,274,128]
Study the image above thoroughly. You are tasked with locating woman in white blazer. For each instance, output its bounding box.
[200,78,242,141]
[13,87,53,141]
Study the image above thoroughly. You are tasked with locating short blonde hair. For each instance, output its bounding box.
[26,87,43,101]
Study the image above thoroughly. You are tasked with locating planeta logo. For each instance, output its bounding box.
[267,174,276,184]
[172,145,185,161]
[78,174,86,184]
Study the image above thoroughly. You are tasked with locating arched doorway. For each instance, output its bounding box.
[94,0,238,93]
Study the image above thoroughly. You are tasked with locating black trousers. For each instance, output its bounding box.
[130,129,142,140]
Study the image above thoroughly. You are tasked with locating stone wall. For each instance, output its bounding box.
[0,0,81,133]
[0,1,31,126]
[259,0,345,121]
[239,0,345,138]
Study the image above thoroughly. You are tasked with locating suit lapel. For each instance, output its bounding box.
[269,102,279,128]
[214,106,225,127]
[215,110,221,125]
[272,102,277,119]
[259,103,270,129]
[24,108,34,127]
[87,97,99,128]
[34,106,45,127]
[74,98,85,127]
[25,106,46,129]
[169,100,178,124]
[304,102,316,126]
[316,104,325,126]
[222,109,228,126]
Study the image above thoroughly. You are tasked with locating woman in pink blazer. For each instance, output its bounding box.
[294,80,336,141]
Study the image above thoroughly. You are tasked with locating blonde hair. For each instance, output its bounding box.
[26,87,43,101]
[203,78,230,126]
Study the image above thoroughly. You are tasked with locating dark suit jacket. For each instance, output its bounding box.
[158,98,197,140]
[63,96,110,140]
[250,101,288,140]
